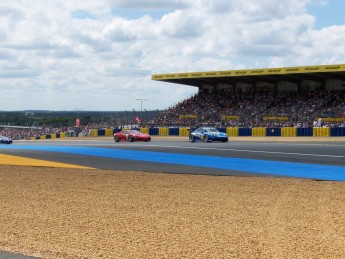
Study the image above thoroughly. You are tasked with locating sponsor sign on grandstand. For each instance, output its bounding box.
[263,116,289,121]
[222,115,240,120]
[314,117,345,122]
[179,114,198,119]
[151,64,345,80]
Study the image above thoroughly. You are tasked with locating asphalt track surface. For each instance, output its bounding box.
[1,137,345,181]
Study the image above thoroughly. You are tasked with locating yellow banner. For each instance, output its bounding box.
[222,115,240,120]
[315,117,345,122]
[263,116,289,121]
[179,114,198,119]
[151,64,345,80]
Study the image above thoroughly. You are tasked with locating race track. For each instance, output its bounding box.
[1,137,344,181]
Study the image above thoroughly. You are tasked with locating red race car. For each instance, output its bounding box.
[114,130,151,142]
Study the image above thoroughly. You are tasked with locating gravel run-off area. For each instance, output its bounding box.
[1,165,345,258]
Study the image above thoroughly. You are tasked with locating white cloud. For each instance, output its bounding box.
[0,0,344,111]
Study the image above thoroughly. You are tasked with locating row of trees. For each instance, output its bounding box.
[0,110,160,128]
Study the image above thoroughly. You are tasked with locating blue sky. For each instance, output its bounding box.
[0,0,345,111]
[307,0,345,28]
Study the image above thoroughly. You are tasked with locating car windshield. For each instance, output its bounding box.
[129,130,142,134]
[205,128,219,133]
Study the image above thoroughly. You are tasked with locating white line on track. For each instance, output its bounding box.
[19,141,344,158]
[93,143,344,158]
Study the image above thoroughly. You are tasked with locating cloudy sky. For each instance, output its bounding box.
[1,0,345,111]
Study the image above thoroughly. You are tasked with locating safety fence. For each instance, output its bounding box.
[32,127,345,140]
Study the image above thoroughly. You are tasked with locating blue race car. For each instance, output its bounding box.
[0,135,13,144]
[189,127,228,142]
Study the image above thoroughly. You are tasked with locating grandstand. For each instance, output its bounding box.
[151,64,345,128]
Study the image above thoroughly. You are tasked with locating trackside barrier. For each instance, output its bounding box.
[179,128,190,137]
[239,128,252,136]
[105,129,113,136]
[98,129,105,136]
[113,128,122,134]
[159,127,169,136]
[266,128,281,137]
[149,128,159,135]
[30,127,345,140]
[90,129,98,137]
[297,128,313,137]
[252,127,266,137]
[281,127,296,137]
[226,127,239,136]
[169,128,179,136]
[140,128,149,134]
[313,127,330,137]
[331,127,345,136]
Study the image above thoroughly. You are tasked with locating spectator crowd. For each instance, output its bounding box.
[149,89,345,128]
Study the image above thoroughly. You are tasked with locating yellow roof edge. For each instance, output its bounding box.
[151,64,345,80]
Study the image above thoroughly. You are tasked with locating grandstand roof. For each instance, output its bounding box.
[151,64,345,87]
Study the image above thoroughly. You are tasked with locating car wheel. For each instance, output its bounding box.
[204,135,209,142]
[189,135,195,142]
[128,136,134,142]
[114,136,119,142]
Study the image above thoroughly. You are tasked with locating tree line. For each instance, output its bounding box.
[0,110,160,128]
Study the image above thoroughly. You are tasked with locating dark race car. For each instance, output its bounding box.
[0,135,13,144]
[189,127,228,143]
[114,130,151,142]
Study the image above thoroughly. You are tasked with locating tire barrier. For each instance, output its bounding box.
[113,128,122,134]
[226,127,238,137]
[98,129,105,136]
[252,127,265,137]
[105,129,113,136]
[149,128,159,136]
[90,129,98,137]
[313,127,330,137]
[139,128,149,134]
[179,128,190,137]
[266,128,281,137]
[281,127,296,137]
[239,127,252,136]
[297,127,313,137]
[331,127,345,137]
[30,126,345,140]
[169,128,179,136]
[159,127,169,136]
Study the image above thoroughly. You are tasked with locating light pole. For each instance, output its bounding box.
[136,98,147,123]
[25,112,34,137]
